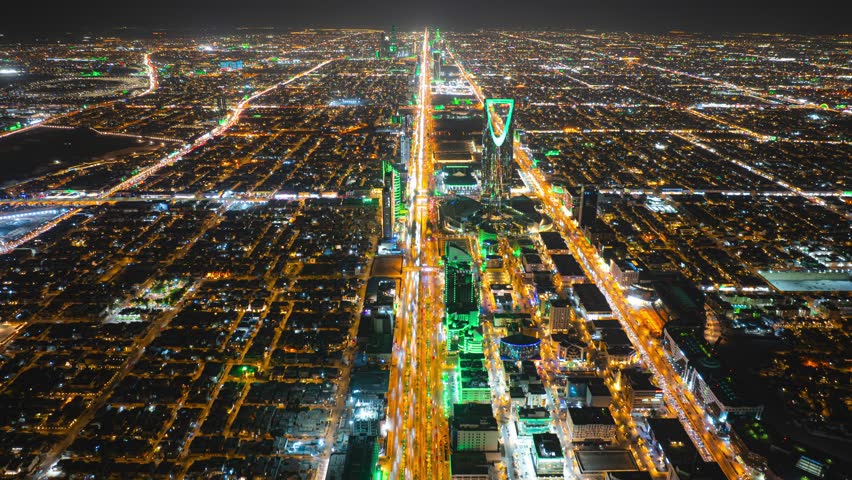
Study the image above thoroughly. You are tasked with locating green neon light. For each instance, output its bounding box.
[434,104,445,110]
[485,98,514,148]
[544,149,560,156]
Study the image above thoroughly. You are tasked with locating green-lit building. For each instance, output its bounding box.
[445,242,478,314]
[444,242,480,352]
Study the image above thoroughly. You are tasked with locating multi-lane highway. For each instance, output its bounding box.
[383,29,451,480]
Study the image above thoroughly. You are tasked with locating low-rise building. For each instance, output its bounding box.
[451,403,500,452]
[618,369,664,413]
[610,258,646,288]
[516,406,551,436]
[551,253,586,285]
[499,334,540,361]
[549,298,573,332]
[646,418,727,480]
[550,333,587,363]
[566,407,617,444]
[574,449,639,476]
[532,433,565,476]
[450,451,496,480]
[572,284,613,320]
[526,383,547,407]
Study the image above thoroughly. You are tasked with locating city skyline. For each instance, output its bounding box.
[1,1,851,37]
[0,22,849,480]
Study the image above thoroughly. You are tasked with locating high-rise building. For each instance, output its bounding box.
[399,132,410,166]
[445,243,478,316]
[481,98,515,206]
[378,31,390,59]
[389,25,398,56]
[382,170,394,239]
[576,185,598,228]
[215,94,228,116]
[432,50,443,80]
[382,160,404,219]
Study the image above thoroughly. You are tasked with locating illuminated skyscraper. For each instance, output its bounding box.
[432,50,442,80]
[400,133,410,166]
[382,160,404,225]
[576,185,598,228]
[389,25,398,56]
[444,243,478,317]
[382,171,394,238]
[398,112,411,166]
[481,98,515,207]
[215,93,228,116]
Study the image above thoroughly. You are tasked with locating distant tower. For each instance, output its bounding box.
[382,169,395,238]
[378,31,390,59]
[382,160,403,222]
[398,112,412,166]
[481,98,515,207]
[389,25,398,56]
[215,93,228,116]
[432,50,443,80]
[382,161,404,238]
[400,133,411,166]
[576,185,598,228]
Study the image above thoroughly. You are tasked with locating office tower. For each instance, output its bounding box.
[382,174,394,238]
[445,243,478,316]
[400,133,410,166]
[432,50,442,80]
[389,25,398,56]
[382,160,403,220]
[215,94,228,116]
[481,98,515,207]
[577,185,598,228]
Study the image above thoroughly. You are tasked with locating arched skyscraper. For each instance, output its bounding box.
[481,98,515,207]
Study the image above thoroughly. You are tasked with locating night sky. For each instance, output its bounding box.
[1,0,849,37]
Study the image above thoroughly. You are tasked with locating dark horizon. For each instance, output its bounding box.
[1,0,850,39]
